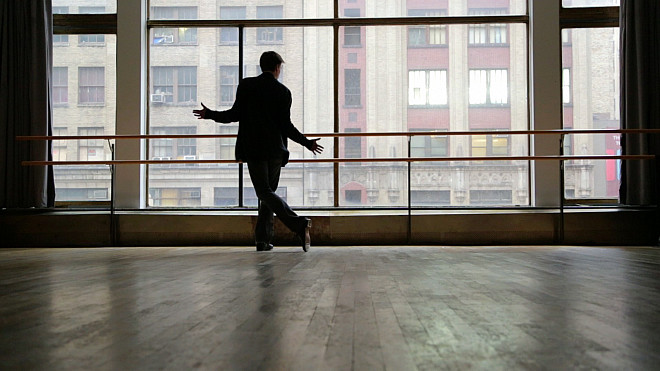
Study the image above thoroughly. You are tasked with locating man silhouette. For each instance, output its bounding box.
[193,51,323,252]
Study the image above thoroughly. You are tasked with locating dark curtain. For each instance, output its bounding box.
[0,1,55,208]
[620,0,660,206]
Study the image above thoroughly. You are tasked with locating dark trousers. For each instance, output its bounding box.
[247,159,306,244]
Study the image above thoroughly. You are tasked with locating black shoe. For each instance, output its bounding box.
[297,218,311,252]
[256,243,273,252]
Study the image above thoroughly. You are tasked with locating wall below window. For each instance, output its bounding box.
[1,209,657,247]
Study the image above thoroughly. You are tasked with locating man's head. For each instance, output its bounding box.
[260,51,284,78]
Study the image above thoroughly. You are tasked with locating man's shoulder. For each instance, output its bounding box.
[274,80,291,95]
[241,74,290,96]
[240,76,260,86]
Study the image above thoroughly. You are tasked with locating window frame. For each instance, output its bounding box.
[52,67,69,106]
[408,69,449,107]
[78,67,105,106]
[344,69,361,108]
[468,8,510,46]
[149,126,197,159]
[256,6,284,45]
[410,130,449,158]
[344,128,362,159]
[150,66,197,105]
[47,1,621,210]
[219,6,246,45]
[77,127,105,161]
[468,68,510,106]
[470,133,511,159]
[407,9,448,48]
[150,6,198,46]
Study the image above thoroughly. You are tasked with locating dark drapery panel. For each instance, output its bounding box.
[0,1,55,208]
[620,0,660,206]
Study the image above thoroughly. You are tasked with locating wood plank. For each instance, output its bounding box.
[1,246,659,369]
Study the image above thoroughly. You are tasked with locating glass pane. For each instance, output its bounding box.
[52,35,116,202]
[52,1,116,13]
[148,26,334,208]
[342,0,526,17]
[562,27,620,200]
[340,24,529,207]
[148,0,333,19]
[562,0,619,7]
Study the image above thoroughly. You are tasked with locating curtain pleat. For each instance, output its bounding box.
[0,1,55,208]
[620,0,660,206]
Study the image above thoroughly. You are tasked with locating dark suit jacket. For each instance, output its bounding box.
[206,73,312,167]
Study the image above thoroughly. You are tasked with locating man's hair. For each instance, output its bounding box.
[259,51,284,73]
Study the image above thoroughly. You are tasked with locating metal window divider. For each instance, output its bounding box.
[238,25,244,208]
[407,134,412,244]
[559,133,566,244]
[108,140,117,246]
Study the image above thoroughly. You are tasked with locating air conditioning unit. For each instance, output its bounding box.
[150,94,164,103]
[152,156,171,161]
[163,35,174,44]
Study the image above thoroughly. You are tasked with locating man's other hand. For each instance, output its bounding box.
[193,102,209,119]
[308,138,324,155]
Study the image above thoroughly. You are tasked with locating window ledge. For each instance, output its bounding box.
[77,103,106,107]
[468,43,511,48]
[407,44,448,49]
[408,105,449,109]
[468,104,511,108]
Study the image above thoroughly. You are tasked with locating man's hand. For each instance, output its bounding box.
[193,102,209,119]
[308,138,324,155]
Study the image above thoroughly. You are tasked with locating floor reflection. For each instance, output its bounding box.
[1,246,659,369]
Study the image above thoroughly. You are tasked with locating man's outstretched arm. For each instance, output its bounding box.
[279,93,324,155]
[193,85,242,123]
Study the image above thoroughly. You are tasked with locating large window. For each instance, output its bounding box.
[338,23,527,207]
[52,32,115,203]
[45,0,623,210]
[149,25,334,208]
[562,27,621,200]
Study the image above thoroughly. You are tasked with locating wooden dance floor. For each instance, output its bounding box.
[1,246,659,370]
